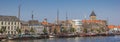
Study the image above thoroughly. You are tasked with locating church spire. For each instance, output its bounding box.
[90,10,97,20]
[90,10,96,17]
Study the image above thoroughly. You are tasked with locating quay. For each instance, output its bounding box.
[0,33,118,42]
[0,33,120,41]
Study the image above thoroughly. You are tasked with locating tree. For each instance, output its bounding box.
[83,28,87,33]
[61,27,64,33]
[0,26,6,34]
[25,29,29,34]
[30,28,35,34]
[0,29,2,33]
[90,28,93,33]
[0,29,3,34]
[61,27,68,33]
[54,28,57,34]
[101,28,105,32]
[16,27,21,34]
[63,28,67,33]
[96,29,101,33]
[43,28,47,34]
[70,28,76,33]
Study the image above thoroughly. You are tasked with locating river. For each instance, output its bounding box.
[4,35,120,42]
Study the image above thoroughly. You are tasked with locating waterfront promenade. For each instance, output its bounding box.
[0,32,120,41]
[3,35,120,42]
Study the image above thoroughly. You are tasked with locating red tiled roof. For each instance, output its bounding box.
[82,20,104,23]
[41,21,48,25]
[116,25,120,28]
[108,25,115,29]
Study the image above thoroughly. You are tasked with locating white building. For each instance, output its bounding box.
[109,27,120,33]
[29,24,44,34]
[28,20,44,34]
[71,19,82,32]
[0,15,21,35]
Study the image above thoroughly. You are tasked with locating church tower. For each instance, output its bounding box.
[90,11,96,20]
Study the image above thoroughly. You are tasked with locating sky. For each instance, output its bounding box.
[0,0,120,25]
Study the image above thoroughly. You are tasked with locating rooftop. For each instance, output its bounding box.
[0,15,19,21]
[90,11,96,17]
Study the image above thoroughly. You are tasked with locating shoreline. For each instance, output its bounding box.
[1,33,119,40]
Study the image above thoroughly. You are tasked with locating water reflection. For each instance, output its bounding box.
[5,36,120,42]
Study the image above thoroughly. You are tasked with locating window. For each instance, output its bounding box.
[1,26,6,29]
[11,31,13,34]
[11,26,13,30]
[11,22,13,25]
[8,31,10,34]
[14,26,16,30]
[8,22,10,25]
[1,22,3,25]
[5,22,6,25]
[15,22,16,25]
[18,22,19,25]
[8,26,10,30]
[14,31,16,34]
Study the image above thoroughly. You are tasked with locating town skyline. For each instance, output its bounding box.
[0,0,120,25]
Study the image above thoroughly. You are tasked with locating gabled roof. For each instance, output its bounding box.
[90,11,96,17]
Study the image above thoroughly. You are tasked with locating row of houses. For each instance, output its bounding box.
[108,25,120,33]
[0,15,83,35]
[0,11,110,35]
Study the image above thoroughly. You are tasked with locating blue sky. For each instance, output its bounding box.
[0,0,120,25]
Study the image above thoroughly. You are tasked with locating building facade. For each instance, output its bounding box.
[70,19,82,33]
[28,20,44,34]
[21,21,30,34]
[82,11,108,33]
[0,15,21,35]
[108,25,120,33]
[59,20,82,33]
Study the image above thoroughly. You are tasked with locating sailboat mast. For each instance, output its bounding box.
[32,11,34,20]
[18,4,21,20]
[57,9,59,25]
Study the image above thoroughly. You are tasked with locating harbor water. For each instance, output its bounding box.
[4,35,120,42]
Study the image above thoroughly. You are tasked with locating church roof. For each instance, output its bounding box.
[90,11,96,17]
